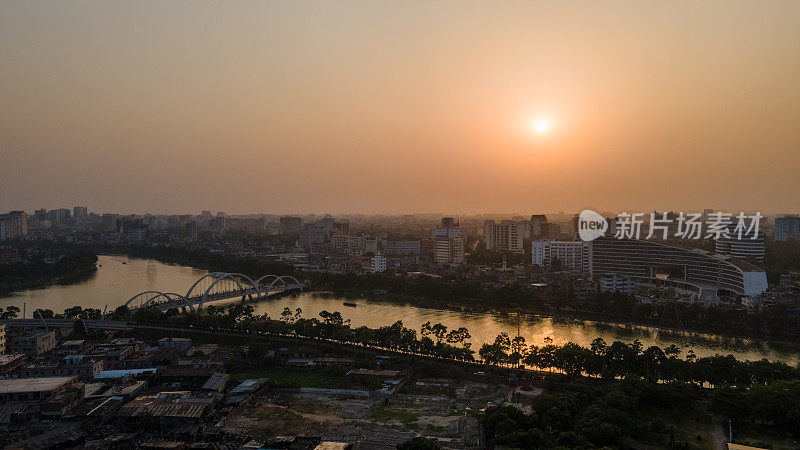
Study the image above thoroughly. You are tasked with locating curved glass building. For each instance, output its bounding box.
[591,237,767,302]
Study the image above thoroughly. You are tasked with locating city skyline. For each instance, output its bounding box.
[2,1,800,214]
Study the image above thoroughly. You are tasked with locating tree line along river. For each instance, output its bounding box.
[0,254,797,365]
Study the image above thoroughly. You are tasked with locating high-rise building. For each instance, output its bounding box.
[540,222,561,240]
[47,208,70,225]
[185,221,198,241]
[209,217,226,235]
[531,241,592,274]
[0,211,27,241]
[279,216,302,234]
[384,240,421,255]
[483,220,526,254]
[530,214,548,239]
[73,206,88,218]
[775,216,800,241]
[299,223,326,248]
[433,218,466,266]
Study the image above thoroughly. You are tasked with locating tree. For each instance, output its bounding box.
[0,306,20,319]
[510,335,527,367]
[280,307,294,323]
[397,436,442,450]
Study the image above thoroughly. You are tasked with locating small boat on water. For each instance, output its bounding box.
[343,301,357,307]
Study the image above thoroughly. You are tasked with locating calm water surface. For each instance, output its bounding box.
[1,255,796,365]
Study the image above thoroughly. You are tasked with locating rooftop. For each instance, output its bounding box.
[0,354,25,365]
[0,376,76,394]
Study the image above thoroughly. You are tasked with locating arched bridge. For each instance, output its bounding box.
[117,272,303,314]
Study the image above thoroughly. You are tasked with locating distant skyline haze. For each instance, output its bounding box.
[1,1,799,214]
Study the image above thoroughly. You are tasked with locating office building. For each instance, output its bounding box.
[73,206,88,218]
[484,220,526,254]
[775,216,800,241]
[592,237,768,302]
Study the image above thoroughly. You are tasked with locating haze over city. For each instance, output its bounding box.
[2,1,800,215]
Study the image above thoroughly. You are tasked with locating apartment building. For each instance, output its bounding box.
[531,241,593,274]
[483,220,526,254]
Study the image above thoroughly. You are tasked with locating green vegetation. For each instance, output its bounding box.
[0,248,97,295]
[711,380,800,436]
[482,381,709,449]
[120,245,800,343]
[763,239,800,284]
[372,405,420,429]
[396,436,442,450]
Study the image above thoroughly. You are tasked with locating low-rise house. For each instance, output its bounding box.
[40,384,85,419]
[91,345,134,369]
[20,355,103,382]
[200,372,229,393]
[0,376,81,402]
[225,378,268,406]
[0,353,27,374]
[58,339,88,356]
[86,380,147,401]
[63,396,124,425]
[116,392,212,426]
[158,337,192,352]
[8,330,57,356]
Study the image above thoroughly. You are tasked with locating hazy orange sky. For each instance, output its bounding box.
[2,1,799,215]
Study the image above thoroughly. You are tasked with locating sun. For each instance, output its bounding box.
[532,118,551,135]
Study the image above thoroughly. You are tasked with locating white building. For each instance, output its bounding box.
[433,218,466,266]
[484,220,526,254]
[599,273,634,294]
[368,255,387,273]
[532,241,592,274]
[332,233,378,256]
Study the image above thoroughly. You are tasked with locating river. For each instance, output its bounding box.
[1,254,796,365]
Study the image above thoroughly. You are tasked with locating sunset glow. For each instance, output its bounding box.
[532,118,551,135]
[1,1,799,214]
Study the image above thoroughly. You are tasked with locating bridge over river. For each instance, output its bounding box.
[110,272,302,316]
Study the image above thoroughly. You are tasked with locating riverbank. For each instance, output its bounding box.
[0,252,98,297]
[313,288,800,355]
[100,246,800,347]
